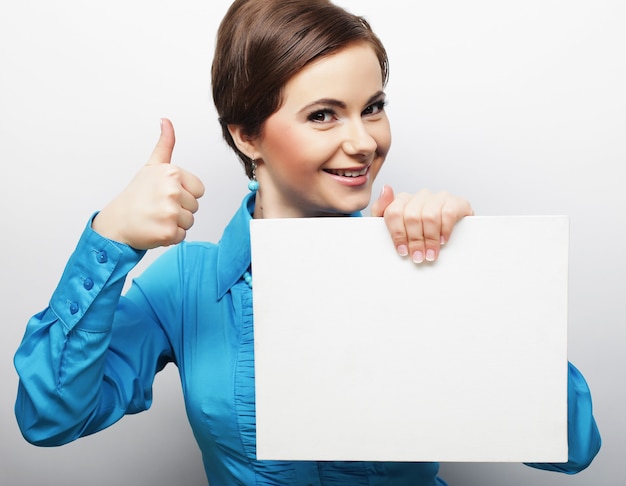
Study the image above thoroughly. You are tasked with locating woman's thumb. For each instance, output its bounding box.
[146,118,176,165]
[370,184,394,217]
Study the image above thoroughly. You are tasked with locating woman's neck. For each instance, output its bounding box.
[251,191,349,219]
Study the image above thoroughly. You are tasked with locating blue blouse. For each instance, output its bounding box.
[14,193,600,485]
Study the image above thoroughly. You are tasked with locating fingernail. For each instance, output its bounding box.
[397,245,408,256]
[440,236,446,245]
[412,250,424,264]
[426,249,436,262]
[379,186,386,199]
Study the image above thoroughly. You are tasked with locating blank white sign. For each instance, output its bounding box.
[250,216,568,462]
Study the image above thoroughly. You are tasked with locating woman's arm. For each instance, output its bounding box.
[525,362,601,474]
[13,221,176,446]
[14,119,204,446]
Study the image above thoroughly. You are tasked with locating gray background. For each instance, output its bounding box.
[1,1,623,484]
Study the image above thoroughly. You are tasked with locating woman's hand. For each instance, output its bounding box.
[371,185,474,263]
[92,118,205,250]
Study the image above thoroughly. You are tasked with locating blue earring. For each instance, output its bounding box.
[248,159,259,192]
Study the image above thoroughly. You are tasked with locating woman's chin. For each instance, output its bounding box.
[328,194,372,216]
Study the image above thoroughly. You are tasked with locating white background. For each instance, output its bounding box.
[0,1,623,484]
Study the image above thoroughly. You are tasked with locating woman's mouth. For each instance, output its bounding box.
[323,166,370,187]
[323,166,369,177]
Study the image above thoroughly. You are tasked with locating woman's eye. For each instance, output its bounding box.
[363,100,387,116]
[308,109,336,123]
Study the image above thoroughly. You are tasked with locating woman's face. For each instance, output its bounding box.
[252,42,391,218]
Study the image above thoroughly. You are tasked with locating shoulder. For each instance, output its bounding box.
[177,240,218,256]
[134,240,219,285]
[157,240,219,272]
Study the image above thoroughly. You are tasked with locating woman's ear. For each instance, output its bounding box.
[228,125,257,159]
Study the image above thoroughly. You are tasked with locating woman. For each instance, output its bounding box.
[14,0,600,484]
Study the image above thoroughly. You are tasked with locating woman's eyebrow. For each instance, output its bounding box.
[365,90,386,106]
[298,98,346,114]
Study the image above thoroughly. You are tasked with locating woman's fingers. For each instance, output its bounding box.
[92,120,205,250]
[376,187,473,263]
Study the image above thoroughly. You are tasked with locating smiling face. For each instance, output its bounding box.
[233,42,391,219]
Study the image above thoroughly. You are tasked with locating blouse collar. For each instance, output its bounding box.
[216,192,255,300]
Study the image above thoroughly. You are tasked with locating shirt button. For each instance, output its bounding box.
[83,278,94,290]
[69,302,79,315]
[97,251,108,263]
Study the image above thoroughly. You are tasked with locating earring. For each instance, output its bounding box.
[248,158,259,192]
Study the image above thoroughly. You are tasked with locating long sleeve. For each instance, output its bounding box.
[14,217,174,446]
[525,362,601,474]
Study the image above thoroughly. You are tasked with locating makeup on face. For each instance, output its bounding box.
[252,42,392,219]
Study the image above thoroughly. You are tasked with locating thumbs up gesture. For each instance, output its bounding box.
[92,118,205,250]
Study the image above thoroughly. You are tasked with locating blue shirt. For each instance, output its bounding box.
[14,193,600,485]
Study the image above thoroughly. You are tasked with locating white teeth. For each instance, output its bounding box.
[329,167,368,177]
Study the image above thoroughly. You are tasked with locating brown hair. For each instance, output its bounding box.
[211,0,389,178]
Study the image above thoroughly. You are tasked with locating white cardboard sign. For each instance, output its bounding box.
[250,216,569,462]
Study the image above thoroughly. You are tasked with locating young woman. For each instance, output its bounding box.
[14,0,600,484]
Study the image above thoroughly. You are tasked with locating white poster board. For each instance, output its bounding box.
[250,216,569,462]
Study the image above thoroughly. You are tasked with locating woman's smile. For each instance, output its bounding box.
[323,165,371,186]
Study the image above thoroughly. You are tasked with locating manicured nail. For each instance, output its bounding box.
[440,236,446,245]
[379,186,386,199]
[412,250,424,264]
[397,245,409,257]
[426,249,436,262]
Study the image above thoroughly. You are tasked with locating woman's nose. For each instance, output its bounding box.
[341,120,377,158]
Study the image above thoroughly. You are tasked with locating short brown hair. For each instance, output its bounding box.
[211,0,389,178]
